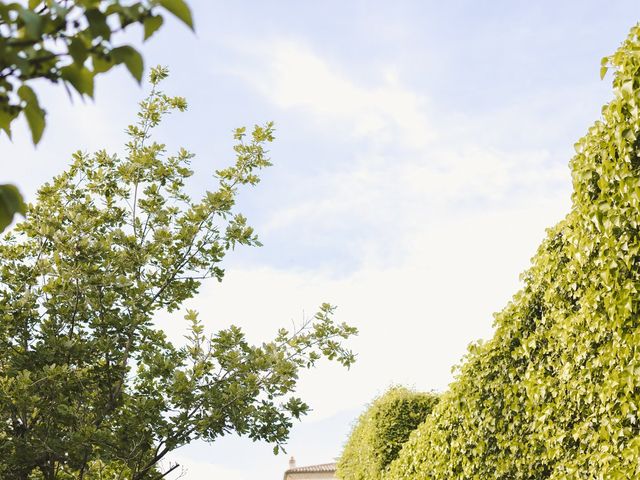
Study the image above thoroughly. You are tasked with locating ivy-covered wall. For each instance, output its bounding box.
[386,24,640,480]
[337,387,439,480]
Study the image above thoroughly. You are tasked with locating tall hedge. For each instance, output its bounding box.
[386,24,640,480]
[337,387,439,480]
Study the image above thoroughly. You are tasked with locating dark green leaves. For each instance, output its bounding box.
[0,110,16,138]
[86,8,111,39]
[18,85,45,143]
[60,64,95,98]
[17,6,44,39]
[0,184,26,231]
[0,0,194,145]
[144,15,164,40]
[159,0,194,30]
[111,46,144,82]
[68,37,89,65]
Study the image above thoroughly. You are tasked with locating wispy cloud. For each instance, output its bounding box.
[169,30,578,480]
[163,456,246,480]
[220,39,570,252]
[156,194,571,424]
[225,40,433,149]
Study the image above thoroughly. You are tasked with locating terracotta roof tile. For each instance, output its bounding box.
[286,462,336,473]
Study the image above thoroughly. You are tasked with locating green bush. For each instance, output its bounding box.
[337,387,439,480]
[386,23,640,480]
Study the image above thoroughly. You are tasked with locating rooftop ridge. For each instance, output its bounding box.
[285,462,337,473]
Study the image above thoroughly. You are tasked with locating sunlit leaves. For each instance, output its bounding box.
[338,388,439,480]
[0,69,356,479]
[384,22,640,480]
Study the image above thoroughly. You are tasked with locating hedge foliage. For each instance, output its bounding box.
[337,387,439,480]
[386,24,640,480]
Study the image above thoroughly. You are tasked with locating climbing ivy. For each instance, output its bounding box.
[387,23,640,480]
[337,387,439,480]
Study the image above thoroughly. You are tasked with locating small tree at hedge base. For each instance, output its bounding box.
[0,67,357,480]
[337,387,439,480]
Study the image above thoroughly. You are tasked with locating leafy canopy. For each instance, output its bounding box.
[387,23,640,480]
[0,67,357,480]
[337,387,439,480]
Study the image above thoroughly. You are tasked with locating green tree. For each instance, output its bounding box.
[337,387,439,480]
[0,67,357,480]
[387,23,640,480]
[0,0,194,232]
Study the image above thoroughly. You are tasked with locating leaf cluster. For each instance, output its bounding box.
[386,23,640,480]
[0,0,193,144]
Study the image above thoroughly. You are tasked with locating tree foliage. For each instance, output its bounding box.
[0,0,194,233]
[386,23,640,480]
[0,67,357,480]
[337,387,439,480]
[0,0,193,143]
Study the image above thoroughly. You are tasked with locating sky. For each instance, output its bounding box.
[4,1,640,479]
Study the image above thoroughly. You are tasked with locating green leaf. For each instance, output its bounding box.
[17,84,37,105]
[143,15,164,41]
[0,110,15,138]
[92,53,115,74]
[60,64,95,97]
[18,85,45,144]
[0,184,25,232]
[111,46,144,83]
[86,8,111,40]
[68,37,88,65]
[17,7,43,39]
[600,65,608,80]
[159,0,194,30]
[23,103,45,144]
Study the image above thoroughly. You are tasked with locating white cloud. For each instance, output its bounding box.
[219,39,570,245]
[177,39,575,422]
[159,33,577,479]
[260,145,568,246]
[157,194,571,423]
[163,456,246,480]
[225,40,433,149]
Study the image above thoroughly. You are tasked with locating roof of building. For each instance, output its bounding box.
[285,462,337,474]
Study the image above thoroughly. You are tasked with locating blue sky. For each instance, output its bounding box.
[4,1,640,478]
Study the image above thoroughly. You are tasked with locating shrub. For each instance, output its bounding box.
[387,23,640,480]
[337,387,439,480]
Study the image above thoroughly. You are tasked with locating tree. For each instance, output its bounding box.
[387,23,640,480]
[0,67,357,480]
[0,0,194,232]
[337,387,439,480]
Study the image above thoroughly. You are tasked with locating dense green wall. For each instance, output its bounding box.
[337,387,439,480]
[386,24,640,480]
